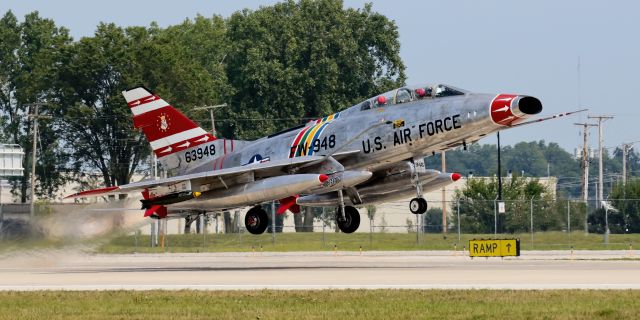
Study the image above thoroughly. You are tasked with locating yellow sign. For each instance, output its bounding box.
[469,239,520,257]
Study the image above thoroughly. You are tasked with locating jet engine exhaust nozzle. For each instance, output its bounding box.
[491,94,543,126]
[515,96,542,115]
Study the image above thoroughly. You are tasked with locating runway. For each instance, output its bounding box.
[0,250,638,290]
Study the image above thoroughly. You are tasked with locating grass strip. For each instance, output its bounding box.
[0,290,638,319]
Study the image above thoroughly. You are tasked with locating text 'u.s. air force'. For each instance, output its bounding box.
[362,114,462,154]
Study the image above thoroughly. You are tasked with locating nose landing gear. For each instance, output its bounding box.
[410,158,428,214]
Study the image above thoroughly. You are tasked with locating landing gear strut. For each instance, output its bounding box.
[410,159,428,214]
[245,206,268,234]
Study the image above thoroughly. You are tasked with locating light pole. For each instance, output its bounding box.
[494,195,499,235]
[495,131,503,235]
[194,103,227,136]
[530,195,535,247]
[601,201,618,245]
[496,132,503,201]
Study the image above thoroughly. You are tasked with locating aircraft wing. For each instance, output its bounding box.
[65,155,327,199]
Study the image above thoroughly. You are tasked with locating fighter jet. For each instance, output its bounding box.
[66,84,581,234]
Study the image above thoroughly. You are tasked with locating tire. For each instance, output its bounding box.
[245,206,269,234]
[409,197,428,214]
[336,206,360,233]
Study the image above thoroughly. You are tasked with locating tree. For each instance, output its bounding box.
[505,142,548,177]
[2,2,408,202]
[55,23,150,188]
[453,175,563,233]
[423,208,442,233]
[55,17,230,187]
[224,0,405,139]
[302,207,315,232]
[427,140,596,198]
[0,11,72,201]
[0,11,20,143]
[603,180,640,233]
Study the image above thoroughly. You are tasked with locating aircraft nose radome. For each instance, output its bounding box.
[451,173,461,181]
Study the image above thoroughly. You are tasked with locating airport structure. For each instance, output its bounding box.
[0,144,24,232]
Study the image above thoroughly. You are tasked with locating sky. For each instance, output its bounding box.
[2,0,639,153]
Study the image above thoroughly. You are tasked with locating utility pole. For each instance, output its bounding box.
[27,103,51,219]
[194,103,227,136]
[587,115,613,208]
[441,151,447,234]
[573,123,597,203]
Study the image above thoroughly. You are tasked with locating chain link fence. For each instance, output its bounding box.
[95,198,640,253]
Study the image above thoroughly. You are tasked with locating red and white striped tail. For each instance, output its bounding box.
[122,87,216,158]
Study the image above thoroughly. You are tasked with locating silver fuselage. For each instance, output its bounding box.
[169,91,525,210]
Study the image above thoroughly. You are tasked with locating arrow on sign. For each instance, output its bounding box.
[506,243,512,252]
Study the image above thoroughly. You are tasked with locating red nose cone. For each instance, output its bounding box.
[451,173,461,181]
[415,88,426,97]
[319,174,329,183]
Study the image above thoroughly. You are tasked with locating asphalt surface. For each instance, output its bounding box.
[0,250,638,290]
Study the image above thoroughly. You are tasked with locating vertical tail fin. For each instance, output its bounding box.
[122,87,217,171]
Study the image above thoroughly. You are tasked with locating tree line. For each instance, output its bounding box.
[427,140,640,198]
[0,0,405,201]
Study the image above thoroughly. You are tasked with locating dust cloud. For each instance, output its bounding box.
[39,198,148,240]
[0,197,150,266]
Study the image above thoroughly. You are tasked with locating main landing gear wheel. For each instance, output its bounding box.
[245,206,269,234]
[409,197,428,214]
[336,205,360,234]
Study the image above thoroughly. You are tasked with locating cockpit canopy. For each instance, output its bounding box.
[358,84,467,111]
